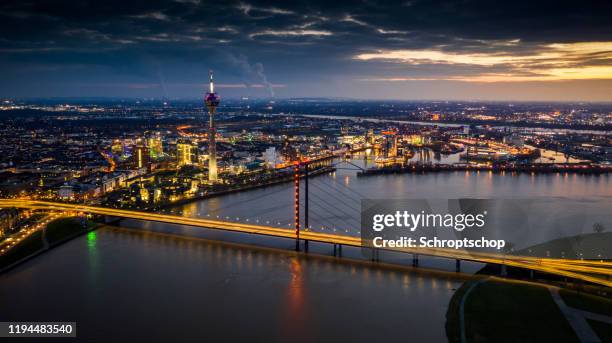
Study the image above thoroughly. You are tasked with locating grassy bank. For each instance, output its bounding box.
[588,320,612,342]
[45,217,89,245]
[446,279,579,343]
[445,278,474,342]
[560,289,612,341]
[0,231,44,269]
[0,217,93,271]
[559,289,612,316]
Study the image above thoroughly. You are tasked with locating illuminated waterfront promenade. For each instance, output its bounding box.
[1,199,610,287]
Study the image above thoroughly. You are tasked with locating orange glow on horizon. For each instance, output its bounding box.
[355,41,612,82]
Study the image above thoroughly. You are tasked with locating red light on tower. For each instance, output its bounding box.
[294,162,300,250]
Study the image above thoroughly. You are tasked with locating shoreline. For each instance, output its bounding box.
[0,221,100,274]
[146,165,335,211]
[358,163,610,176]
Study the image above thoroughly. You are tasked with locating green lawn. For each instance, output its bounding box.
[447,279,579,343]
[45,217,87,244]
[445,279,473,342]
[560,289,612,341]
[559,289,612,316]
[588,320,612,342]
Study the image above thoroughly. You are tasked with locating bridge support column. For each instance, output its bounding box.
[530,270,534,279]
[304,162,309,253]
[500,264,507,277]
[412,254,419,267]
[338,244,342,257]
[294,163,300,252]
[455,259,461,272]
[371,248,380,262]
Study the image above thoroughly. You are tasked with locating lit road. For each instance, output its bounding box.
[1,199,610,287]
[0,212,64,255]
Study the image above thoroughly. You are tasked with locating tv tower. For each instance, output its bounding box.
[205,70,220,182]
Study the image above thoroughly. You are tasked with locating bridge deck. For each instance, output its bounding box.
[1,199,611,287]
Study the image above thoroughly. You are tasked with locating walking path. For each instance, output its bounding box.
[549,287,611,343]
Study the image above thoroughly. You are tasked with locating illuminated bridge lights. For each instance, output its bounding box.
[294,162,300,250]
[1,199,611,287]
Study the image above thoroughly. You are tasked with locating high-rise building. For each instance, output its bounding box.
[148,133,163,159]
[131,140,149,170]
[205,71,220,182]
[382,132,398,157]
[177,141,197,166]
[366,129,375,145]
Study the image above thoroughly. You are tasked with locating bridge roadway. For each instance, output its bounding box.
[1,199,611,288]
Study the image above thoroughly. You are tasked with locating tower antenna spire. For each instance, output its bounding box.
[209,70,214,93]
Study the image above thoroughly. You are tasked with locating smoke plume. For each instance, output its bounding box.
[226,53,275,97]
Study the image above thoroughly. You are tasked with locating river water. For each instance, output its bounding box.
[168,154,610,250]
[0,227,467,342]
[0,154,609,341]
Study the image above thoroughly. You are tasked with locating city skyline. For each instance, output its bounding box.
[1,2,611,341]
[1,1,612,101]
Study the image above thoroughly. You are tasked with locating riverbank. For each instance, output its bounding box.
[147,165,335,211]
[445,277,612,343]
[0,217,99,273]
[358,163,610,176]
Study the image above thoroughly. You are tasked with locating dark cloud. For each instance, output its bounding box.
[0,0,611,100]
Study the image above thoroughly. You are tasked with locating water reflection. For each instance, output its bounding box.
[1,226,475,342]
[280,257,307,341]
[86,230,100,287]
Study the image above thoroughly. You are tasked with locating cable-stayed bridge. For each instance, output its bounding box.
[1,198,611,287]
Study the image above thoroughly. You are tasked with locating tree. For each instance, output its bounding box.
[593,223,606,234]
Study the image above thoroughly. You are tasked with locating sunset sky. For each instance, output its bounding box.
[1,0,611,101]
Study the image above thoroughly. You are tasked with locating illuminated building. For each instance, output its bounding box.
[131,141,149,170]
[111,140,124,155]
[382,131,398,157]
[205,71,220,182]
[139,186,149,203]
[406,134,424,145]
[153,189,162,203]
[366,129,375,145]
[177,141,197,166]
[58,184,74,199]
[148,133,163,159]
[264,147,280,168]
[281,137,298,162]
[339,135,358,145]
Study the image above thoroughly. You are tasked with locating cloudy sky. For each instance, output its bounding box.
[1,0,612,101]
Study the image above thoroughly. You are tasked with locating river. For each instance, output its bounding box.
[0,156,609,341]
[168,155,610,249]
[0,227,467,342]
